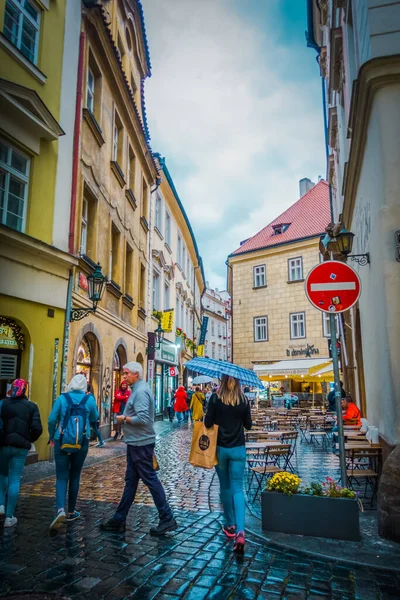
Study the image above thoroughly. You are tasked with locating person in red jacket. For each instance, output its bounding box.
[113,382,131,440]
[174,386,189,423]
[341,395,361,426]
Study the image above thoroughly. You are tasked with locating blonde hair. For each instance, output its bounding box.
[218,375,243,406]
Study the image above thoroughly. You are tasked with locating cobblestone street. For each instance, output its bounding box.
[1,424,400,600]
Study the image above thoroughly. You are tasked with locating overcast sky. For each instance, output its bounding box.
[143,0,326,290]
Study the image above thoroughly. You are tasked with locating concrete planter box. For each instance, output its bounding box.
[261,491,360,541]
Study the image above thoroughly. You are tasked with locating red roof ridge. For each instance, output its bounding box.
[231,180,330,256]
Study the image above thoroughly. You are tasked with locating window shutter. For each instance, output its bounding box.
[0,354,18,379]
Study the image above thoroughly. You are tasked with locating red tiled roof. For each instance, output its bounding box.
[231,180,331,256]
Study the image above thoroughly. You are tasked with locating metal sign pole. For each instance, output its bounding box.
[330,313,347,486]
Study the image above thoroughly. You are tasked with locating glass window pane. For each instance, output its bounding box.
[4,3,19,45]
[21,19,36,61]
[24,0,39,21]
[9,176,25,201]
[0,143,9,164]
[6,212,22,231]
[11,150,27,175]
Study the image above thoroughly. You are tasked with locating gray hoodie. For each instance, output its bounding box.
[123,379,156,446]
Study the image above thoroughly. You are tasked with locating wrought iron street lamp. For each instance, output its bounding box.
[335,228,370,266]
[70,263,107,321]
[146,323,165,354]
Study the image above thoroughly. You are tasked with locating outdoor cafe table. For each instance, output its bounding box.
[246,441,285,449]
[335,442,382,451]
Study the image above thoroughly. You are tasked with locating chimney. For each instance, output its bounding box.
[299,178,315,198]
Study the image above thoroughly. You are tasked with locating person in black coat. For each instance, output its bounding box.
[0,378,42,528]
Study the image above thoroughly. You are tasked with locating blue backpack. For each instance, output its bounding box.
[60,393,89,453]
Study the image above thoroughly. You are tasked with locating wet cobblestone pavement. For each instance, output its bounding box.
[1,424,400,600]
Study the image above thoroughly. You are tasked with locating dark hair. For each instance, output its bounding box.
[345,394,353,402]
[195,386,200,392]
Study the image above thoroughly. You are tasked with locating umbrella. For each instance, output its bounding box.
[184,357,263,388]
[192,375,213,384]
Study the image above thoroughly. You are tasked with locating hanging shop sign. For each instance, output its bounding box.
[196,344,205,357]
[286,344,320,357]
[198,317,209,345]
[78,272,89,291]
[155,340,178,365]
[161,309,174,333]
[148,359,155,388]
[0,318,25,350]
[169,366,177,377]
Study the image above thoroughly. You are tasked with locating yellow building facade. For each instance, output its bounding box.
[66,0,158,437]
[228,180,333,396]
[0,0,79,459]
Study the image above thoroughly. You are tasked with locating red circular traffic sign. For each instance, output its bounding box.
[169,367,176,377]
[305,260,361,313]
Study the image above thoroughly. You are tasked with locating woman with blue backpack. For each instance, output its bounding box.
[48,374,99,531]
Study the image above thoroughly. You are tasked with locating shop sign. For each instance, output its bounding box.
[169,367,177,377]
[0,325,19,349]
[197,344,204,357]
[161,309,174,333]
[155,340,178,364]
[198,316,209,345]
[78,272,89,291]
[148,359,155,387]
[286,344,319,357]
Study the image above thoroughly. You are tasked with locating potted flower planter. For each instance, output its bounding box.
[261,491,360,541]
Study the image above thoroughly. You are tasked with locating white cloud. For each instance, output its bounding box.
[143,0,325,287]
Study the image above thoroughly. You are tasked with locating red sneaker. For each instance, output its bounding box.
[234,531,245,553]
[222,525,236,539]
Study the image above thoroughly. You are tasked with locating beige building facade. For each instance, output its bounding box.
[228,180,332,393]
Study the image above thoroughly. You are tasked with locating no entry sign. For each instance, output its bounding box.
[305,261,361,313]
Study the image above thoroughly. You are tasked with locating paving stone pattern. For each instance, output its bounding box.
[1,425,400,600]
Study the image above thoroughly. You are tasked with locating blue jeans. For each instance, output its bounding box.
[0,446,29,518]
[114,443,172,523]
[176,412,183,423]
[54,439,89,512]
[91,422,103,444]
[215,445,246,533]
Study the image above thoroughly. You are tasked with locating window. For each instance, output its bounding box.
[211,320,215,336]
[142,178,149,220]
[218,344,222,360]
[87,68,95,114]
[125,244,133,296]
[254,316,268,342]
[290,312,306,339]
[113,112,123,167]
[152,270,161,311]
[139,263,146,309]
[186,308,189,334]
[165,211,171,246]
[127,146,135,192]
[211,342,215,359]
[175,296,180,328]
[253,265,266,288]
[288,257,303,282]
[110,224,120,283]
[155,194,162,232]
[80,192,96,258]
[323,313,339,338]
[4,0,40,64]
[164,280,170,311]
[182,246,186,274]
[177,234,182,266]
[0,139,29,232]
[187,257,190,280]
[80,198,88,254]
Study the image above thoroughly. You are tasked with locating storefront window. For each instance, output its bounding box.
[76,337,91,381]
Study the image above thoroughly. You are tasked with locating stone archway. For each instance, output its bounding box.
[73,323,103,412]
[111,338,128,423]
[0,316,30,398]
[136,352,144,368]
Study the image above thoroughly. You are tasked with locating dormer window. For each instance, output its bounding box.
[272,223,290,235]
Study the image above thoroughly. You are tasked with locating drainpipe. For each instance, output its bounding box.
[68,31,85,255]
[225,259,233,363]
[306,0,334,222]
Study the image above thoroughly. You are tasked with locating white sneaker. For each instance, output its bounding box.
[4,516,17,528]
[50,509,66,531]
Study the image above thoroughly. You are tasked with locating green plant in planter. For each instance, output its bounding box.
[266,472,301,496]
[303,482,323,496]
[322,477,356,499]
[152,310,163,323]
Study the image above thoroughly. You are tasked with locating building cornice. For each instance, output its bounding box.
[343,54,400,227]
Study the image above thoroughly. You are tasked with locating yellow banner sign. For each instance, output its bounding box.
[161,309,174,333]
[197,345,204,357]
[0,326,19,349]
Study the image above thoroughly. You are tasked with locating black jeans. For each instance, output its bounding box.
[114,443,173,523]
[54,439,89,512]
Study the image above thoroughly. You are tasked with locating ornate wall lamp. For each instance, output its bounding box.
[146,324,165,355]
[70,263,107,321]
[327,228,370,266]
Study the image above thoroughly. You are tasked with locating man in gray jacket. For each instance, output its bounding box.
[100,362,176,535]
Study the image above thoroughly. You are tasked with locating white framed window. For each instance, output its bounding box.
[322,313,339,338]
[177,234,182,266]
[182,245,186,274]
[165,211,171,246]
[187,256,190,279]
[290,312,306,339]
[253,265,266,288]
[113,124,119,162]
[152,270,161,311]
[164,280,170,311]
[0,139,30,232]
[155,194,162,231]
[181,301,184,331]
[4,0,40,64]
[288,257,303,281]
[211,342,215,359]
[80,198,88,254]
[254,316,268,342]
[175,296,180,328]
[87,67,95,113]
[211,320,215,336]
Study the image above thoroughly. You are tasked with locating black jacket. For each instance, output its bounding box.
[204,393,252,448]
[0,397,43,450]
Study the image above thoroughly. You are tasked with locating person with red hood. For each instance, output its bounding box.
[113,381,131,440]
[174,386,188,423]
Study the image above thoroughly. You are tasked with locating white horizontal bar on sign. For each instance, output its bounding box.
[310,282,356,292]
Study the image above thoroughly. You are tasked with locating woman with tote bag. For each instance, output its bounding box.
[204,375,252,553]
